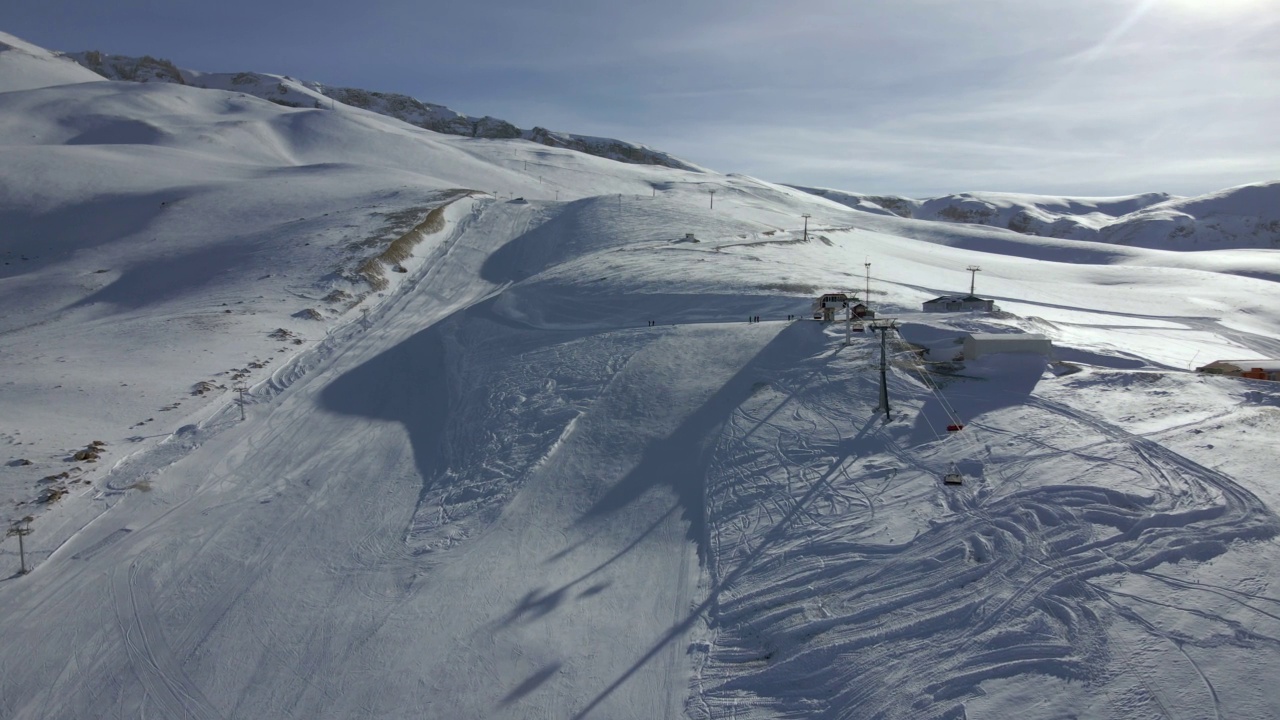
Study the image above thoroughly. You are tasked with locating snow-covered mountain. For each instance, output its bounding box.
[795,183,1280,249]
[0,32,106,91]
[4,30,1280,720]
[63,49,703,171]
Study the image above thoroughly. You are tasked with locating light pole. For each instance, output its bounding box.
[7,516,33,575]
[802,214,811,243]
[864,259,871,306]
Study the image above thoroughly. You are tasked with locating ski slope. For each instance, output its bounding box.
[3,30,1280,719]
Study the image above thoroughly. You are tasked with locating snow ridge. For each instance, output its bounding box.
[60,50,702,172]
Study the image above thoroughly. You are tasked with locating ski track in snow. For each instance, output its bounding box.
[1,73,1279,717]
[0,196,814,719]
[694,346,1280,719]
[2,183,1279,717]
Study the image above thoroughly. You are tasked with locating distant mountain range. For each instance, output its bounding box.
[8,36,1277,252]
[60,49,703,172]
[791,183,1280,250]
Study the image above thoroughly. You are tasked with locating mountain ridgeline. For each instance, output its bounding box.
[791,183,1280,250]
[30,44,1280,252]
[63,50,702,172]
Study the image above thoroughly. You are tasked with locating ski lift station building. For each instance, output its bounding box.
[963,332,1052,360]
[813,293,850,321]
[1196,359,1280,381]
[923,295,995,313]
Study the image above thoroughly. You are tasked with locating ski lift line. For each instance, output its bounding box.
[885,332,965,433]
[882,332,1017,493]
[899,346,965,431]
[873,329,961,442]
[899,350,962,425]
[874,358,976,488]
[866,327,1003,493]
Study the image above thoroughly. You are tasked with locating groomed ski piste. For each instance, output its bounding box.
[3,31,1280,719]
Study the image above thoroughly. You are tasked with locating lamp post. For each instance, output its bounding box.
[7,516,33,575]
[864,259,871,307]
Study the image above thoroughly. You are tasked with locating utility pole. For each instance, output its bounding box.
[967,265,982,296]
[709,190,716,209]
[7,516,33,575]
[870,320,898,420]
[802,214,811,243]
[864,259,871,308]
[845,298,853,346]
[235,383,248,421]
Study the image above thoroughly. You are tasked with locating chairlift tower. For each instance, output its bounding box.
[870,320,898,420]
[967,265,981,295]
[802,214,811,243]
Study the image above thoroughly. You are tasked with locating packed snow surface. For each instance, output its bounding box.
[3,31,1280,720]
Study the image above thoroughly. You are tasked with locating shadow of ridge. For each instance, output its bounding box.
[578,320,827,563]
[0,189,188,282]
[319,318,451,493]
[501,662,562,706]
[69,237,260,311]
[504,505,680,629]
[318,297,619,536]
[479,197,600,284]
[569,414,864,720]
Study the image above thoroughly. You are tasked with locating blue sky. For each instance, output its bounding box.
[8,0,1278,197]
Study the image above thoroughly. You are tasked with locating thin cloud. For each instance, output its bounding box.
[4,0,1278,197]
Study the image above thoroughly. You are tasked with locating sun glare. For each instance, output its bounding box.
[1162,0,1262,14]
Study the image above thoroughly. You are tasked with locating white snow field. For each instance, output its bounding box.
[4,31,1280,719]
